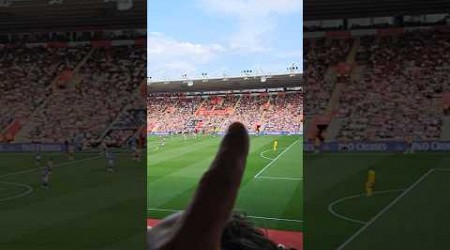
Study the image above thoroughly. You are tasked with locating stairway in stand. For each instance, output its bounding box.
[14,48,96,142]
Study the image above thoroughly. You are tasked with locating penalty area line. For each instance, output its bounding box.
[259,147,287,161]
[336,169,434,250]
[254,139,299,178]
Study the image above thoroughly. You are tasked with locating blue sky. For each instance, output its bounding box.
[148,0,302,81]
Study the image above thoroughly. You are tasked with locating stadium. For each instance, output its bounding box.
[147,73,303,248]
[304,0,450,249]
[0,0,146,249]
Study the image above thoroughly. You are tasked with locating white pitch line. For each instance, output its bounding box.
[259,148,287,161]
[254,139,299,178]
[336,169,435,250]
[246,215,303,223]
[257,148,301,181]
[256,176,302,181]
[328,189,405,225]
[0,181,33,202]
[0,156,101,179]
[259,150,275,161]
[147,207,178,213]
[147,207,302,223]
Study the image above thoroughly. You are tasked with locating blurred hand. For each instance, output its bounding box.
[148,122,250,250]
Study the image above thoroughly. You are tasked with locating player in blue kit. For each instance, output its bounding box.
[34,142,42,167]
[35,150,42,167]
[105,148,115,172]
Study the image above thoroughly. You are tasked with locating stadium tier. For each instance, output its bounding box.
[147,89,303,135]
[304,37,352,116]
[304,25,450,143]
[0,33,146,149]
[0,47,90,133]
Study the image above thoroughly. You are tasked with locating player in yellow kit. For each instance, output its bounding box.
[273,139,278,151]
[365,168,376,196]
[68,143,75,161]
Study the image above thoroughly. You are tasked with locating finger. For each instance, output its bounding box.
[147,211,184,250]
[175,122,249,248]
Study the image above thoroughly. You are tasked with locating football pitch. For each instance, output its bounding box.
[305,152,450,250]
[0,151,146,249]
[147,135,303,232]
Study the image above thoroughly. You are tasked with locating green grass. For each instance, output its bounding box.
[147,135,303,232]
[305,152,450,249]
[0,151,146,249]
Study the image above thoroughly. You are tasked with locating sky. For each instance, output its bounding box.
[147,0,303,81]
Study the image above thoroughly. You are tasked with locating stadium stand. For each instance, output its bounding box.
[305,24,450,142]
[0,31,146,147]
[304,38,352,116]
[336,29,448,141]
[0,47,89,132]
[147,89,303,135]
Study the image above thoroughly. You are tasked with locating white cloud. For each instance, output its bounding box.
[147,1,302,79]
[147,32,225,79]
[275,50,302,59]
[199,0,302,53]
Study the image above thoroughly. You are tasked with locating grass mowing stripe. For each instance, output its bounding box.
[148,135,303,231]
[306,153,450,249]
[0,151,145,249]
[1,178,143,242]
[434,168,450,171]
[336,168,435,250]
[254,139,299,178]
[0,156,101,179]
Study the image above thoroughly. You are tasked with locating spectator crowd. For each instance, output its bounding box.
[336,29,449,141]
[25,45,146,145]
[0,35,146,146]
[147,91,303,134]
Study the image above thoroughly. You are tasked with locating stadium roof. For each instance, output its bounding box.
[147,74,302,93]
[304,0,450,20]
[0,0,145,32]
